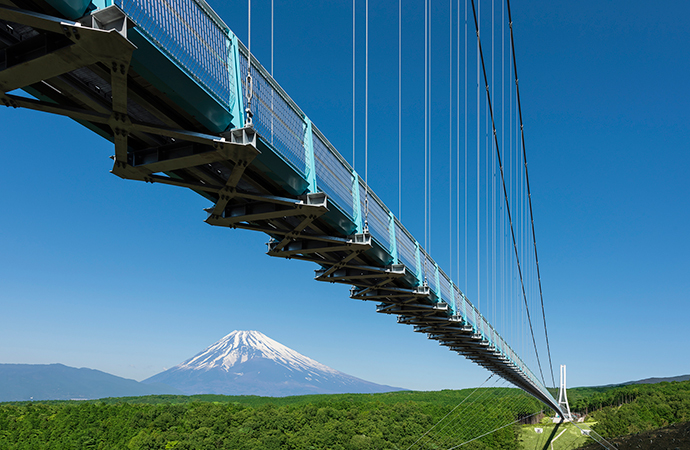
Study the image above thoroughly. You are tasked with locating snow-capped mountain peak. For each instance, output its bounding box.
[176,330,338,374]
[143,330,403,397]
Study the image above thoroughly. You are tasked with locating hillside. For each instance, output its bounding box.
[0,364,179,402]
[575,380,690,438]
[624,374,690,385]
[576,421,690,450]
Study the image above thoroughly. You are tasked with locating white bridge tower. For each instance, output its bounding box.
[557,364,573,421]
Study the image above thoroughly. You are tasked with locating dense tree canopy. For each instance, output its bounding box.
[0,389,539,449]
[2,381,688,448]
[581,381,690,438]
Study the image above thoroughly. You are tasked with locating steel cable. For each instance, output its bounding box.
[505,0,555,388]
[470,0,547,387]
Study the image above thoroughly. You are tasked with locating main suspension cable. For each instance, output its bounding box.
[506,0,555,388]
[470,0,546,387]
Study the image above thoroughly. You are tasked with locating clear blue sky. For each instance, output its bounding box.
[1,0,688,392]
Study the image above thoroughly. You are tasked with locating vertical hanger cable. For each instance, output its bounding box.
[424,0,429,282]
[270,0,273,143]
[245,0,253,126]
[464,0,467,293]
[364,0,369,231]
[449,0,453,279]
[352,0,356,169]
[475,0,480,316]
[399,0,402,220]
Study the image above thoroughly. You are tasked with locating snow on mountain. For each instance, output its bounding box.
[178,330,338,375]
[143,330,404,397]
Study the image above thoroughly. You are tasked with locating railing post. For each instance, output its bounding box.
[303,117,316,193]
[450,281,456,315]
[461,292,468,325]
[415,242,423,284]
[434,264,441,303]
[352,173,363,233]
[474,306,480,336]
[388,211,398,264]
[91,0,113,10]
[229,33,244,129]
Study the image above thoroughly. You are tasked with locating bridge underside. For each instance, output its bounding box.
[0,0,560,412]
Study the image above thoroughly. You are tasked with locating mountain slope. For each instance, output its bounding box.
[0,364,180,402]
[625,374,690,385]
[143,330,404,396]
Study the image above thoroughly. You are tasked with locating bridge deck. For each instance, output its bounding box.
[0,0,560,411]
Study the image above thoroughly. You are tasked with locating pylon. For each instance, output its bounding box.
[557,364,573,421]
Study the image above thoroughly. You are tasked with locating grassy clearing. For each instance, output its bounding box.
[518,419,596,450]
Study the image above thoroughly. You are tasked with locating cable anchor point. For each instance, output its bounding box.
[245,72,253,126]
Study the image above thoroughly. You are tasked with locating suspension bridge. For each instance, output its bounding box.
[1,0,568,433]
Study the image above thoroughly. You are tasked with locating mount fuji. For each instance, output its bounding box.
[143,330,404,397]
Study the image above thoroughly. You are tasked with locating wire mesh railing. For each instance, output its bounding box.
[313,130,355,220]
[115,0,236,111]
[237,48,307,175]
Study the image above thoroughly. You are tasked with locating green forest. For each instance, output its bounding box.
[0,389,540,449]
[570,380,690,438]
[1,380,688,449]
